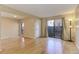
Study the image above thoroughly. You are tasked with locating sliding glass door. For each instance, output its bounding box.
[47,20,54,37]
[54,19,63,39]
[47,19,63,39]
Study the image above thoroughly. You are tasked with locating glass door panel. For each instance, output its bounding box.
[47,20,54,37]
[47,19,63,39]
[54,19,62,39]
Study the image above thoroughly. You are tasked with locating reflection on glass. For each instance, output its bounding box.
[48,20,54,26]
[47,19,62,39]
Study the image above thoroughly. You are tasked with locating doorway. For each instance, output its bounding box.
[19,20,24,37]
[47,19,63,39]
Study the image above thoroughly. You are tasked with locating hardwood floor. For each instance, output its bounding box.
[63,41,79,54]
[0,37,78,54]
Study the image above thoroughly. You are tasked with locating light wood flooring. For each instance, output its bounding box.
[0,37,78,54]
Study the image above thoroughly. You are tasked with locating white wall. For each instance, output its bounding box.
[0,17,19,39]
[24,18,41,39]
[35,19,41,38]
[76,18,79,48]
[24,18,35,39]
[76,5,79,49]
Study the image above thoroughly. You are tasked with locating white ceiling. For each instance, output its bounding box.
[5,4,77,18]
